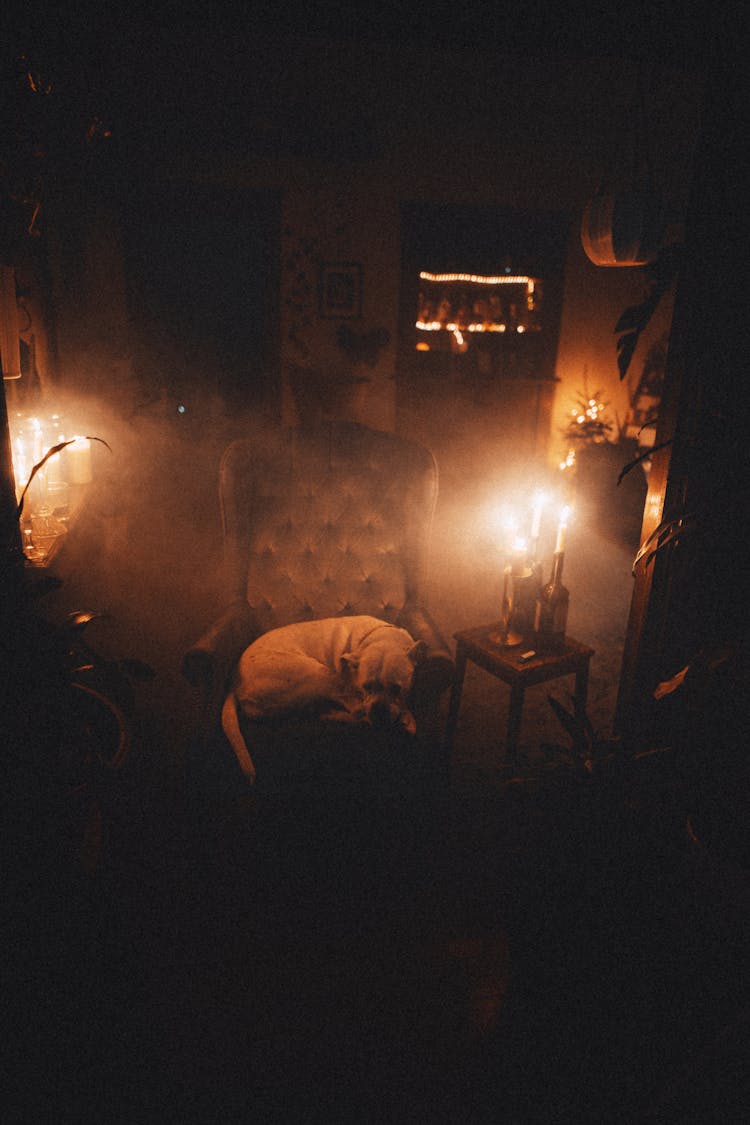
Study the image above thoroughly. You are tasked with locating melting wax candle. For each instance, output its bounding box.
[555,505,571,554]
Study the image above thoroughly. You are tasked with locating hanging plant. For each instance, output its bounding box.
[581,184,665,268]
[582,66,668,274]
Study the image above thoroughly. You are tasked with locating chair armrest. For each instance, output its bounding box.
[397,605,455,766]
[181,599,258,698]
[397,603,455,697]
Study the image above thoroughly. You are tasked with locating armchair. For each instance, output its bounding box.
[182,420,455,782]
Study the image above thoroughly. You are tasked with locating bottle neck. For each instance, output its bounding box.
[549,550,565,586]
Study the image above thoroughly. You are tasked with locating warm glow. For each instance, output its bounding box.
[559,448,576,472]
[13,437,28,487]
[416,319,508,333]
[482,502,522,552]
[502,511,519,536]
[68,436,93,484]
[9,409,92,508]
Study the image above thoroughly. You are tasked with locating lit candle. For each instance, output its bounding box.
[68,436,93,484]
[530,492,545,540]
[555,505,571,554]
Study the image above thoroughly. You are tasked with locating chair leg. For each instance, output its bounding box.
[445,646,467,756]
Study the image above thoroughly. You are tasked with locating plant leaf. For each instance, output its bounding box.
[16,436,111,519]
[617,437,674,485]
[613,245,682,379]
[16,439,72,519]
[639,522,695,569]
[614,305,646,334]
[631,518,681,571]
[632,514,696,572]
[635,516,675,556]
[616,332,639,380]
[547,693,588,752]
[653,664,690,699]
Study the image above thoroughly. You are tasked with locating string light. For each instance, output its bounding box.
[419,271,536,286]
[416,319,509,333]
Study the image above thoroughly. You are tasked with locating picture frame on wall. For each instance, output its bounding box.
[318,262,362,319]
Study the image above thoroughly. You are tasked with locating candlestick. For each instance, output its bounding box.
[490,563,523,647]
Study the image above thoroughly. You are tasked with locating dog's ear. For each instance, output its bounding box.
[408,639,429,665]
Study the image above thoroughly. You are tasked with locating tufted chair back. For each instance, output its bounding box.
[219,421,438,635]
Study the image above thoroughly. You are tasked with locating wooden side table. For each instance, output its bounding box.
[445,624,594,763]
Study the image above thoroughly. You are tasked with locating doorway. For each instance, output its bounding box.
[397,202,569,465]
[122,183,281,416]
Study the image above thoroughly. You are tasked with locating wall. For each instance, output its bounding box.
[216,41,702,457]
[4,30,705,753]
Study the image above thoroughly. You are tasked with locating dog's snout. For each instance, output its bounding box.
[368,697,396,726]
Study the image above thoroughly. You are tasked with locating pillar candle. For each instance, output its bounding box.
[530,492,545,539]
[555,505,571,554]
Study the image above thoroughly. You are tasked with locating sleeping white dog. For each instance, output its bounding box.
[221,615,427,784]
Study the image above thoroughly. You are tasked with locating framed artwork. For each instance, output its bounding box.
[318,262,362,319]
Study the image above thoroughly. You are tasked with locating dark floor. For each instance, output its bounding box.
[7,414,750,1122]
[9,702,750,1124]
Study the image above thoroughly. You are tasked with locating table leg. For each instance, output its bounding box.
[506,683,524,764]
[574,660,590,726]
[445,643,467,753]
